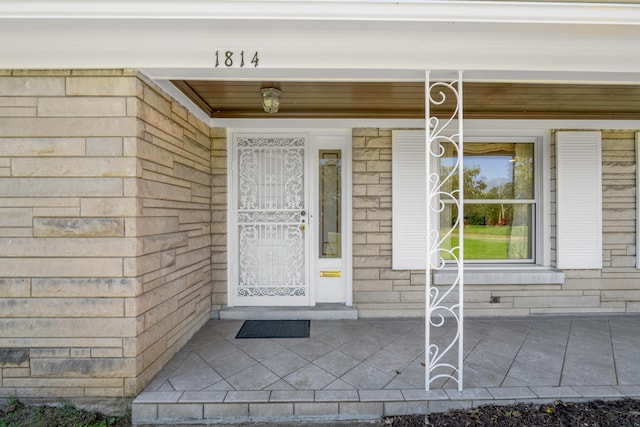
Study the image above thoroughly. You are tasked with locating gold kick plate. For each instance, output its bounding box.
[320,270,341,278]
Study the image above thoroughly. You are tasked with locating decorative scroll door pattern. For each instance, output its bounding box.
[234,135,309,306]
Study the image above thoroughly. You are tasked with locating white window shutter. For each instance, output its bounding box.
[392,130,427,270]
[556,131,602,269]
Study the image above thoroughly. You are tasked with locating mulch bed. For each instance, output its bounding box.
[385,398,640,426]
[0,399,131,427]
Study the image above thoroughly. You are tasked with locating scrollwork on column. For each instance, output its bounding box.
[425,71,464,391]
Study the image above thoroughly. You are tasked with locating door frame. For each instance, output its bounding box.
[227,128,352,307]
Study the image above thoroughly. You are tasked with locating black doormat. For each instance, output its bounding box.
[235,320,310,339]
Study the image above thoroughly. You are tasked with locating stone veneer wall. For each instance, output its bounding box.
[352,128,640,318]
[0,70,212,408]
[210,128,228,313]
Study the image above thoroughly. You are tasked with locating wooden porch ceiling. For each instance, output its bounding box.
[172,80,640,120]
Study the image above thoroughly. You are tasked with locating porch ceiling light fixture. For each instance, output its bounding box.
[261,87,282,113]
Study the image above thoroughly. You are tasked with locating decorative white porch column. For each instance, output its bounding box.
[425,71,464,391]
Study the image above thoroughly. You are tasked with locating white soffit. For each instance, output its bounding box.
[3,1,640,25]
[1,1,640,80]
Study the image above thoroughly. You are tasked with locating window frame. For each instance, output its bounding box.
[442,136,542,265]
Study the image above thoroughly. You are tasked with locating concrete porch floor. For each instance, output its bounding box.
[132,315,640,425]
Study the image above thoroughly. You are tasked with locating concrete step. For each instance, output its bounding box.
[217,304,358,320]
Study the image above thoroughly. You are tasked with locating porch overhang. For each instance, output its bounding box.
[2,1,640,78]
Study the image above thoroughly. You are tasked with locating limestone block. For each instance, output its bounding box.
[38,97,126,117]
[353,196,380,208]
[357,308,424,318]
[353,255,391,268]
[353,268,380,280]
[2,368,30,378]
[124,250,176,276]
[513,295,601,308]
[354,292,400,303]
[353,280,393,291]
[70,348,91,357]
[380,269,410,280]
[352,160,367,172]
[563,270,602,279]
[610,256,637,268]
[0,138,85,156]
[0,279,30,297]
[366,184,391,196]
[0,107,37,117]
[143,86,172,117]
[66,77,139,96]
[366,160,391,172]
[353,221,380,233]
[0,298,124,317]
[602,233,636,246]
[12,158,137,177]
[0,348,29,367]
[30,348,70,358]
[137,180,192,202]
[0,317,134,338]
[185,137,210,160]
[178,210,211,225]
[352,173,379,185]
[125,217,180,237]
[601,290,640,301]
[1,237,136,257]
[352,233,367,245]
[31,357,136,378]
[81,198,141,217]
[366,232,391,244]
[34,218,124,237]
[0,77,65,96]
[366,209,392,221]
[32,207,80,217]
[529,306,622,314]
[352,128,379,137]
[86,137,124,157]
[0,208,32,227]
[192,183,211,199]
[0,258,123,278]
[365,137,392,149]
[400,291,425,302]
[0,117,138,138]
[1,178,122,197]
[0,97,38,107]
[353,148,379,161]
[9,386,85,398]
[627,302,640,312]
[91,348,123,358]
[139,233,188,254]
[174,162,210,186]
[138,102,184,141]
[32,278,141,298]
[353,244,379,256]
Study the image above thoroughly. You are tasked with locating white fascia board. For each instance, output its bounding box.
[142,68,640,85]
[210,118,640,130]
[2,19,640,74]
[3,1,640,26]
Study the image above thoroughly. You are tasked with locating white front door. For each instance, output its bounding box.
[232,133,309,306]
[229,130,351,307]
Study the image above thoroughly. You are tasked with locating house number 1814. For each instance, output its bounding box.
[215,50,259,68]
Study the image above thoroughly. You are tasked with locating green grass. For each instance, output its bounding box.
[442,225,529,260]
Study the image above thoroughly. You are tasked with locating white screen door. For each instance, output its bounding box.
[233,134,309,306]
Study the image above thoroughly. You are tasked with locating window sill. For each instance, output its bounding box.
[433,267,564,286]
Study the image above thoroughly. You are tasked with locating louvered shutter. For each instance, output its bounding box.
[556,131,602,269]
[392,130,427,270]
